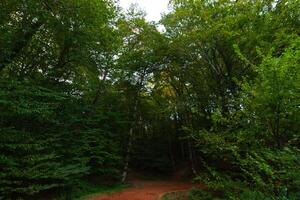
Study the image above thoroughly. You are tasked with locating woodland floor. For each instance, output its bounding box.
[87,169,205,200]
[87,180,198,200]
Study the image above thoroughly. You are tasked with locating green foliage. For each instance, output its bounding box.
[161,191,190,200]
[0,0,124,198]
[54,180,126,200]
[242,38,300,147]
[190,38,300,200]
[0,79,124,199]
[0,80,87,199]
[188,189,221,200]
[1,0,299,199]
[159,1,300,199]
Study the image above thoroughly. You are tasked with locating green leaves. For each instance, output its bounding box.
[242,37,300,147]
[1,0,299,199]
[0,80,124,198]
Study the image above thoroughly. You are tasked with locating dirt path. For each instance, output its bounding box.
[88,180,203,200]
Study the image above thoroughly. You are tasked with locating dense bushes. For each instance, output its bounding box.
[0,81,80,198]
[0,0,124,198]
[0,80,123,199]
[190,39,300,199]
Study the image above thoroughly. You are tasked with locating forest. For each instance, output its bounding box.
[0,0,299,199]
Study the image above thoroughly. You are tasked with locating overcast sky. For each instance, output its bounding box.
[119,0,169,22]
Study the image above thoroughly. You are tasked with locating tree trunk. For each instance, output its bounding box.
[168,132,176,170]
[121,72,145,182]
[121,126,134,182]
[121,95,139,182]
[188,140,196,174]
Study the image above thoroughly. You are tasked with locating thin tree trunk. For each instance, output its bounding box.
[168,132,176,170]
[121,94,139,182]
[180,141,185,160]
[121,126,134,182]
[121,72,145,182]
[188,140,196,174]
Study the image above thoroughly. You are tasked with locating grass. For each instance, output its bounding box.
[77,181,128,200]
[160,189,219,200]
[160,191,189,200]
[54,180,128,200]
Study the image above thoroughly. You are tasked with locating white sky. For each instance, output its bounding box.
[119,0,170,22]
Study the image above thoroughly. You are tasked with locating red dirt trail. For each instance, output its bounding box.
[88,179,204,200]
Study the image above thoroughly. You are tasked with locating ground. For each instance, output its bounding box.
[88,179,201,200]
[87,168,205,200]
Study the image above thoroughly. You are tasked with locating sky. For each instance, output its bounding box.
[119,0,170,22]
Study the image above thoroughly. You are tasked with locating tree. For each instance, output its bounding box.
[115,6,166,181]
[242,37,300,148]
